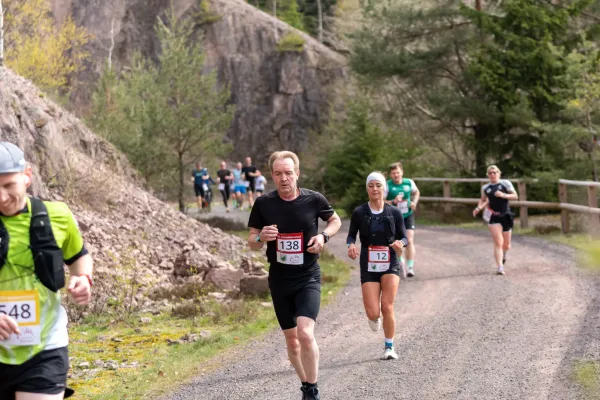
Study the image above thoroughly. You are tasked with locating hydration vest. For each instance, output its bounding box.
[358,203,397,245]
[0,197,65,292]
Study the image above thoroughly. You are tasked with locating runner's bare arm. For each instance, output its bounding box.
[323,212,342,238]
[474,192,488,216]
[67,253,93,305]
[248,227,264,250]
[411,184,420,210]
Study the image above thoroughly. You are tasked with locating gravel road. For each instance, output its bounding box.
[166,206,600,400]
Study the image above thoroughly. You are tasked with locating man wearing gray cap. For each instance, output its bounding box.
[0,142,93,399]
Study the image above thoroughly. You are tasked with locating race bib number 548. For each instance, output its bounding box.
[277,233,304,265]
[0,290,41,346]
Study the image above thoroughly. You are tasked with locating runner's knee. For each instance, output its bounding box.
[297,326,315,348]
[380,301,394,318]
[285,337,301,356]
[365,307,380,321]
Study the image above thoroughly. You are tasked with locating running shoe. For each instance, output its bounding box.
[502,253,506,265]
[304,387,320,400]
[407,266,415,278]
[383,346,398,360]
[368,317,381,332]
[301,385,307,400]
[497,266,505,275]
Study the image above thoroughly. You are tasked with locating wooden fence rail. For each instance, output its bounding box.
[412,178,600,234]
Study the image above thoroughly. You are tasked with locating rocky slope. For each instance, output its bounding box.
[51,0,347,166]
[0,67,266,317]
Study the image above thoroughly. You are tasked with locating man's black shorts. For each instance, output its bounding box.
[194,184,205,197]
[270,279,321,330]
[404,213,416,230]
[0,347,72,399]
[247,180,256,193]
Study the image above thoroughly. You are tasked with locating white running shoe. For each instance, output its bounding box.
[497,266,505,275]
[368,318,381,332]
[383,347,398,360]
[407,266,415,277]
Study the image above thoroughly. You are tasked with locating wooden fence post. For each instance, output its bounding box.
[518,182,528,229]
[443,180,451,213]
[587,185,598,233]
[559,182,569,234]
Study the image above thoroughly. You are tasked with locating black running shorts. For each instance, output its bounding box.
[0,347,73,399]
[404,213,415,230]
[489,213,513,232]
[194,184,205,197]
[248,180,256,193]
[360,265,401,284]
[270,280,321,330]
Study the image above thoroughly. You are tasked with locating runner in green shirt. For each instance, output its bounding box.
[386,162,420,277]
[0,142,93,399]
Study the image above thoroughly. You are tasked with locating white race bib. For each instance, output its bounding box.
[0,290,41,346]
[483,208,492,223]
[399,201,409,214]
[368,246,390,272]
[202,184,209,191]
[277,233,304,265]
[218,183,225,191]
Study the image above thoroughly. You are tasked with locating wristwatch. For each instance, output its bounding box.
[320,231,330,243]
[254,233,262,243]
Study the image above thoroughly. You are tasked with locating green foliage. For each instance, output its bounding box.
[89,8,235,211]
[277,31,306,52]
[318,96,415,215]
[350,0,597,182]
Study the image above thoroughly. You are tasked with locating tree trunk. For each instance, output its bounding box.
[317,0,323,43]
[473,124,488,176]
[587,111,598,181]
[178,152,185,213]
[273,0,278,40]
[0,0,4,68]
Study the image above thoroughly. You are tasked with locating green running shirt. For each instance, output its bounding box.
[0,198,85,365]
[386,178,418,218]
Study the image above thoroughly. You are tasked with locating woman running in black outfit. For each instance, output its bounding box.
[347,172,408,360]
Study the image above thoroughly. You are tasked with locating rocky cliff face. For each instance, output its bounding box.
[51,0,347,166]
[0,68,266,316]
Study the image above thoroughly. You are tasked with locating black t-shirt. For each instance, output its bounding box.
[247,188,335,290]
[217,169,231,182]
[242,166,257,183]
[482,180,515,214]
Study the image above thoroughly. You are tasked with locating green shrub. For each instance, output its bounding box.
[277,32,306,52]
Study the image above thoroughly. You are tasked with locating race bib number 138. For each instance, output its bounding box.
[277,233,304,265]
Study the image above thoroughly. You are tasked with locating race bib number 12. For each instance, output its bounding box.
[368,246,391,272]
[0,290,41,346]
[277,233,304,265]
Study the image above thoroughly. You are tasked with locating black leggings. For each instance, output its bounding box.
[220,185,231,207]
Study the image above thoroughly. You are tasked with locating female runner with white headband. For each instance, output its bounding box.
[346,172,408,360]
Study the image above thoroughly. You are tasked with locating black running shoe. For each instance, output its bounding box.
[305,386,320,400]
[301,385,307,400]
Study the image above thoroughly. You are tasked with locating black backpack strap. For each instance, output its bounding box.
[29,197,65,292]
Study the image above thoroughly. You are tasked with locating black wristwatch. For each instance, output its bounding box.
[320,231,330,243]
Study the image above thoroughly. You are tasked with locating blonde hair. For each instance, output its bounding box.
[486,165,501,174]
[389,162,403,172]
[269,151,300,172]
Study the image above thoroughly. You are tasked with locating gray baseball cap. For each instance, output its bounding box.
[0,142,26,173]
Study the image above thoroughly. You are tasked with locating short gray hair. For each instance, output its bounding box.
[269,151,300,172]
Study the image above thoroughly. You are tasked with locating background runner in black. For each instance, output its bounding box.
[247,151,341,400]
[242,157,258,207]
[216,161,232,212]
[473,165,518,275]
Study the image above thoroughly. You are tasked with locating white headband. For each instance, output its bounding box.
[366,172,388,192]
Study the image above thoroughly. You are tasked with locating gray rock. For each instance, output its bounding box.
[240,274,270,297]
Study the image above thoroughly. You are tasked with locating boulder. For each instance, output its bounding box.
[205,263,244,290]
[240,273,269,297]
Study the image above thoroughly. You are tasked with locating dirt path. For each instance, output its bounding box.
[168,205,600,399]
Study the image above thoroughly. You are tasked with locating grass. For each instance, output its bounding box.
[68,241,350,399]
[572,360,600,400]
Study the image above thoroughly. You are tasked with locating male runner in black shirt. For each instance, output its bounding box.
[248,151,341,400]
[216,161,233,212]
[242,157,258,207]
